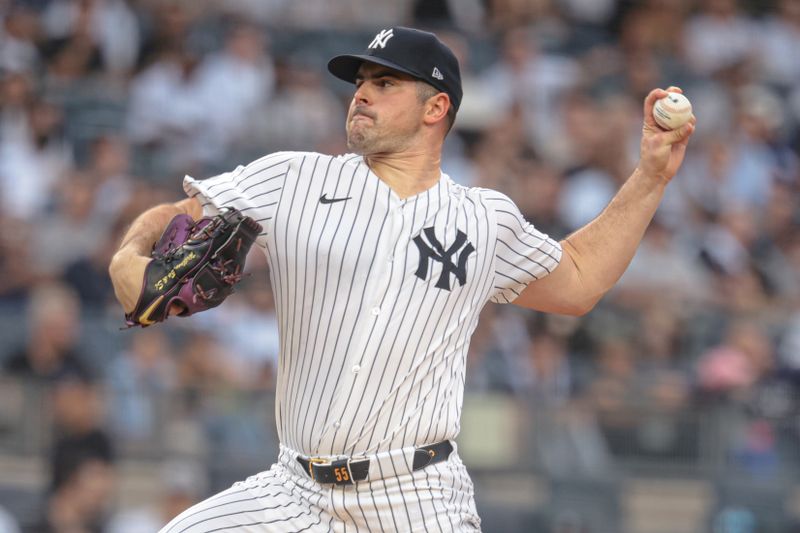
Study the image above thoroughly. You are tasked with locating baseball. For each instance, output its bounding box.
[653,92,692,130]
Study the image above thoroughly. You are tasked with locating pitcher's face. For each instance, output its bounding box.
[346,63,425,155]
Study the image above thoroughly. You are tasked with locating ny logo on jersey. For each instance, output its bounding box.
[413,227,475,291]
[368,29,394,49]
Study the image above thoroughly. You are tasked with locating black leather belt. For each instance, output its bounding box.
[296,440,454,486]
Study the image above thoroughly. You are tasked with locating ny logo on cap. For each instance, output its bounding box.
[368,28,394,49]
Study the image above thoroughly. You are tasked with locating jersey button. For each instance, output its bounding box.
[352,364,361,374]
[333,421,341,429]
[371,307,380,316]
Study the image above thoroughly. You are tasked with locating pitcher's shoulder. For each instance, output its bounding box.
[462,185,517,208]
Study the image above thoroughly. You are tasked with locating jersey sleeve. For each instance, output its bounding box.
[486,190,563,304]
[183,152,298,247]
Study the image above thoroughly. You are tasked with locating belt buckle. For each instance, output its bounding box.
[307,457,329,481]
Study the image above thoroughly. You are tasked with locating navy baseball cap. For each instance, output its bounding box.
[328,27,463,112]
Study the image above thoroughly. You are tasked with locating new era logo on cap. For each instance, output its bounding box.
[327,26,463,111]
[368,29,394,49]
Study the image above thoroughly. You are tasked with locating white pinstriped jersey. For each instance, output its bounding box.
[184,151,561,458]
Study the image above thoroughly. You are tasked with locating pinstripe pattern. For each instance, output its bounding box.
[161,449,333,532]
[180,151,561,530]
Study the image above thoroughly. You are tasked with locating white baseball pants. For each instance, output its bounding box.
[160,443,482,532]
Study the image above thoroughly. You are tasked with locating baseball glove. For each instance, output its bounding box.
[125,208,262,328]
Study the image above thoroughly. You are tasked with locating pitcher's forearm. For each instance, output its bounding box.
[118,204,183,256]
[117,198,202,256]
[109,198,202,312]
[562,167,667,297]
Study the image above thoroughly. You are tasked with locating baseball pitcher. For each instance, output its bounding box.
[109,27,695,532]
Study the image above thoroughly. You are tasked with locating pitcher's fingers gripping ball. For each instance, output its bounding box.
[124,208,262,327]
[653,91,693,130]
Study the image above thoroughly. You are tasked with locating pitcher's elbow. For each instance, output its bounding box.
[567,292,605,316]
[108,253,121,280]
[564,302,592,317]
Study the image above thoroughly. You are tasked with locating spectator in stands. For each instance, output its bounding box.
[61,216,124,308]
[683,0,757,76]
[125,44,211,173]
[41,0,140,77]
[0,72,34,142]
[696,320,776,400]
[0,95,73,220]
[584,335,640,413]
[86,134,134,220]
[583,331,695,459]
[135,0,193,70]
[555,91,621,231]
[517,321,576,405]
[484,0,555,29]
[616,219,711,307]
[36,457,115,533]
[253,54,345,153]
[477,26,581,166]
[0,214,40,302]
[699,208,773,315]
[31,372,115,529]
[759,0,800,88]
[104,328,176,443]
[193,21,275,157]
[175,330,241,395]
[411,0,485,33]
[466,304,532,394]
[469,106,532,193]
[49,375,114,492]
[2,283,91,384]
[172,329,278,472]
[188,274,280,389]
[39,8,104,93]
[681,85,792,213]
[750,181,800,302]
[511,160,570,238]
[275,0,408,30]
[0,6,41,74]
[33,171,108,277]
[618,1,688,60]
[634,304,691,412]
[106,460,206,532]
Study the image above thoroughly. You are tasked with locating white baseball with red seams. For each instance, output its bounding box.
[653,92,692,130]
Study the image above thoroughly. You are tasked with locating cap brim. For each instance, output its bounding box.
[327,54,420,84]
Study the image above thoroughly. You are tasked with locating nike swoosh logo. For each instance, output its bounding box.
[320,194,352,204]
[138,295,165,326]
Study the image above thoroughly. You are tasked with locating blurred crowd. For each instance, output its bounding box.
[1,0,800,530]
